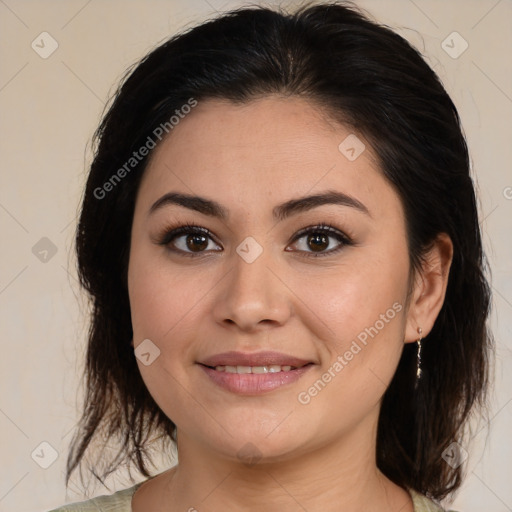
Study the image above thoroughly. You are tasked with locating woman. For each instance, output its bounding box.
[49,2,492,511]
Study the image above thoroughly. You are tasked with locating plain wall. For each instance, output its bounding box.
[0,1,511,511]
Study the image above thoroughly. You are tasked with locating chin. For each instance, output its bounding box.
[193,425,313,466]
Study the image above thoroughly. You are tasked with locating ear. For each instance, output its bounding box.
[404,233,453,343]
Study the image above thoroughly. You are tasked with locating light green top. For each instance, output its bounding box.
[48,480,457,511]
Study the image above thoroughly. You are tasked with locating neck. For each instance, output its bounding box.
[155,417,412,512]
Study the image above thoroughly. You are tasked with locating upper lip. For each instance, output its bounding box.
[199,351,312,368]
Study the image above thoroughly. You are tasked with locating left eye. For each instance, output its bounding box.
[287,226,350,256]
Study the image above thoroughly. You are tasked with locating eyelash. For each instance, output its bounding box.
[154,222,353,258]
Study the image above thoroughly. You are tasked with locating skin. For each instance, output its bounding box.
[128,96,453,512]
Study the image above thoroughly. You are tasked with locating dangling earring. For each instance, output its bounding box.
[415,327,423,387]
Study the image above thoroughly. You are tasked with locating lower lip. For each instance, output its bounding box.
[198,364,314,395]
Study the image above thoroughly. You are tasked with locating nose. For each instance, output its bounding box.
[211,246,293,333]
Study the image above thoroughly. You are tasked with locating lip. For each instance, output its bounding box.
[197,351,315,395]
[198,363,314,395]
[199,351,312,368]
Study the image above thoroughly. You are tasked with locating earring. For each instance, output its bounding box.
[415,327,423,387]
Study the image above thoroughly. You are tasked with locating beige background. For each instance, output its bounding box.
[0,0,511,511]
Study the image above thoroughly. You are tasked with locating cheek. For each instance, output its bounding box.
[293,260,407,429]
[299,244,409,393]
[128,247,207,342]
[312,253,407,338]
[128,250,208,422]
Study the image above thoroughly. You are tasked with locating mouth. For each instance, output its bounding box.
[202,364,311,374]
[197,351,315,395]
[199,350,313,368]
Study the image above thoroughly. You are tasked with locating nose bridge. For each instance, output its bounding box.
[212,240,291,330]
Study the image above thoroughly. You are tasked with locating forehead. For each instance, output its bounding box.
[136,96,401,222]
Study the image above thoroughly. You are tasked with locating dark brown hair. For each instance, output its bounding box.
[67,1,492,500]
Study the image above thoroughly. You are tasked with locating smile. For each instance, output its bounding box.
[197,350,315,394]
[212,364,296,373]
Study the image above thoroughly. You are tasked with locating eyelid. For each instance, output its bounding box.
[289,223,351,243]
[153,222,217,246]
[153,222,353,257]
[286,223,353,257]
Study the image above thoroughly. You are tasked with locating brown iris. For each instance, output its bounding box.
[308,233,329,252]
[186,234,208,252]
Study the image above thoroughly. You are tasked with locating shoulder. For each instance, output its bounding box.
[47,481,144,512]
[409,489,460,512]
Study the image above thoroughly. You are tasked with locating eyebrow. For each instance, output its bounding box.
[148,190,371,220]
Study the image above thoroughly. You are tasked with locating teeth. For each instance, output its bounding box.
[215,365,295,373]
[252,366,268,374]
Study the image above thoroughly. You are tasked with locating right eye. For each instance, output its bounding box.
[155,223,222,257]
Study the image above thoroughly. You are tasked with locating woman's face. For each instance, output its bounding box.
[128,96,418,463]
